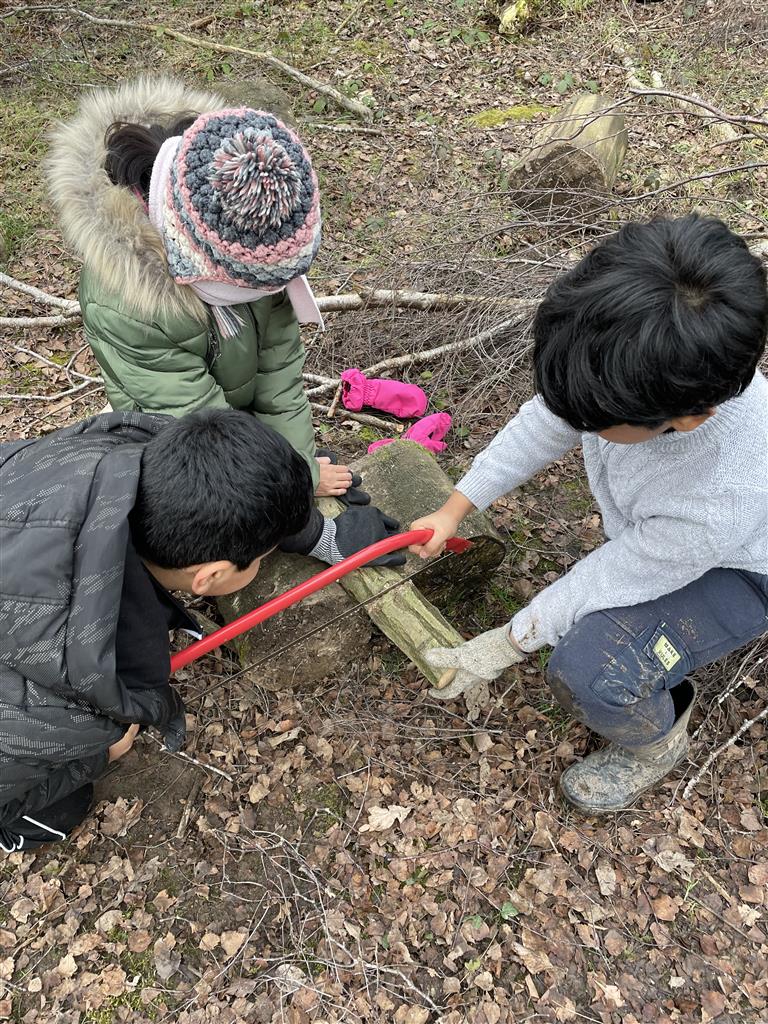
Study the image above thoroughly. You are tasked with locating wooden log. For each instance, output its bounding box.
[510,93,628,204]
[217,442,506,690]
[217,552,373,692]
[345,440,506,607]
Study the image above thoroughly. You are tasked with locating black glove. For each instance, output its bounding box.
[310,506,407,567]
[151,686,187,753]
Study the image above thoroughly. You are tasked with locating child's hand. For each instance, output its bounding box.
[409,510,461,558]
[316,457,353,497]
[108,722,141,762]
[409,491,476,558]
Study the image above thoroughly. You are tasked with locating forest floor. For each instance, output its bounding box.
[1,1,767,1022]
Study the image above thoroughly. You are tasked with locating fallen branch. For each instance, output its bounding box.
[309,401,402,433]
[4,6,374,122]
[0,271,80,311]
[301,121,384,136]
[305,312,531,400]
[683,704,768,800]
[0,314,80,328]
[315,289,535,313]
[0,379,101,402]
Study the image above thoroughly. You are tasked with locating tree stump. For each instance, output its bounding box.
[509,93,628,208]
[217,441,506,691]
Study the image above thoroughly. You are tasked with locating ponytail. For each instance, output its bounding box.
[104,115,196,199]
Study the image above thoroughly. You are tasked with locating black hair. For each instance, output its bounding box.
[533,214,768,430]
[130,409,314,570]
[104,115,196,199]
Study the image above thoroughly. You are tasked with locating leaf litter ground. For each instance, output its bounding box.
[0,1,767,1021]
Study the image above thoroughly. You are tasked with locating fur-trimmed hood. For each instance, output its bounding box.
[46,77,225,324]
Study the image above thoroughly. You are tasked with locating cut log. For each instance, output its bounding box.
[510,93,628,205]
[217,552,373,692]
[217,441,506,690]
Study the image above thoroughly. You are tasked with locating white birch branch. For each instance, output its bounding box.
[683,704,768,800]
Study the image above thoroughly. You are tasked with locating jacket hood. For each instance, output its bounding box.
[46,77,224,323]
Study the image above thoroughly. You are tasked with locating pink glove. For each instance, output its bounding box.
[368,413,452,454]
[341,369,428,419]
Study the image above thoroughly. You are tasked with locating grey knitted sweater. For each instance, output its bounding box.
[457,371,768,651]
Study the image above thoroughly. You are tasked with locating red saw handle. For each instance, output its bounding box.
[170,529,472,673]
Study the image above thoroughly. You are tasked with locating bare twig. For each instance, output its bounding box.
[0,314,81,328]
[145,733,235,781]
[5,6,374,121]
[326,383,343,419]
[175,777,204,840]
[0,271,80,311]
[0,380,101,402]
[302,121,384,136]
[309,401,401,432]
[305,311,531,401]
[683,704,768,800]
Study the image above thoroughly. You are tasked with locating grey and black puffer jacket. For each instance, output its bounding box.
[0,413,178,824]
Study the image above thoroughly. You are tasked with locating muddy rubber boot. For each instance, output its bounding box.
[560,681,696,813]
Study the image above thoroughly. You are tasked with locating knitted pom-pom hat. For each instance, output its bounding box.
[154,108,321,291]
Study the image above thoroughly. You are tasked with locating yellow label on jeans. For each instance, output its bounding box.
[654,634,681,671]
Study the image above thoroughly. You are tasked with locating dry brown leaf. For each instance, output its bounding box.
[57,953,77,978]
[359,804,412,832]
[473,970,494,991]
[127,929,152,954]
[651,894,680,921]
[248,777,270,803]
[652,849,694,879]
[199,932,220,951]
[511,941,553,974]
[153,933,180,982]
[747,862,768,886]
[10,898,33,924]
[595,860,617,896]
[701,990,727,1018]
[220,930,248,957]
[603,929,627,956]
[267,727,302,748]
[401,1008,430,1024]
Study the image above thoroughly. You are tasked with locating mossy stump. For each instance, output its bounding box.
[509,92,628,210]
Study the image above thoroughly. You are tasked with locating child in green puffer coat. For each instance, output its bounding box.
[47,77,405,568]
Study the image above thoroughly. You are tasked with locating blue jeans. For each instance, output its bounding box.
[546,569,768,748]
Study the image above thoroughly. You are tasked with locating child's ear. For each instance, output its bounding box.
[671,408,716,433]
[190,561,232,595]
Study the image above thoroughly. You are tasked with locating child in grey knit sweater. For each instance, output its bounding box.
[412,215,768,813]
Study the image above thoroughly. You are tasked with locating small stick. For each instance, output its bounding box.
[326,382,343,419]
[683,705,768,800]
[176,777,204,839]
[145,733,234,782]
[309,401,401,432]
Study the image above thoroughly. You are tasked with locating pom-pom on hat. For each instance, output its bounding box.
[153,108,321,291]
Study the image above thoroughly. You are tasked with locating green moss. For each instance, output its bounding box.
[467,104,554,128]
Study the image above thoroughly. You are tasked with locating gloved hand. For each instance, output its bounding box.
[309,506,407,567]
[425,625,525,699]
[316,448,370,506]
[151,686,187,753]
[341,369,428,419]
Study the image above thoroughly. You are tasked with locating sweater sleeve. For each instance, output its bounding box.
[510,493,759,650]
[250,292,319,487]
[457,396,582,510]
[84,303,230,417]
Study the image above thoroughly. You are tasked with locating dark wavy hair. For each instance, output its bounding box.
[104,115,196,199]
[533,214,768,430]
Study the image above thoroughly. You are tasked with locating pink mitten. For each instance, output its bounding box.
[368,413,452,455]
[341,369,428,419]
